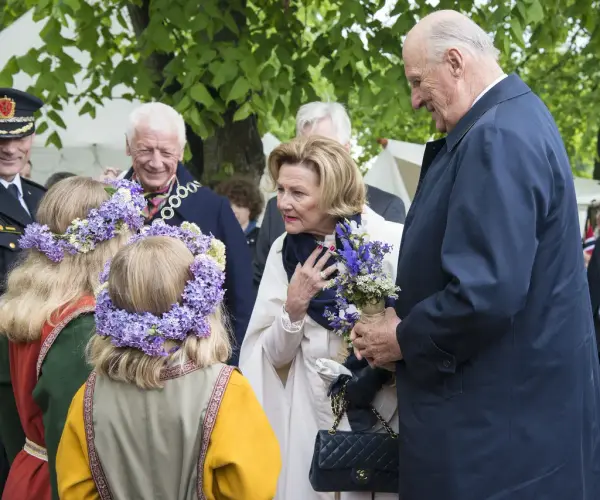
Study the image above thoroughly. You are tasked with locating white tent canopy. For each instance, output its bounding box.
[366,139,600,236]
[364,139,425,211]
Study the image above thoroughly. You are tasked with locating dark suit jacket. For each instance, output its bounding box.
[125,164,254,366]
[253,184,405,288]
[0,177,46,293]
[394,74,600,499]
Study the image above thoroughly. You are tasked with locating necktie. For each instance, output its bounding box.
[7,184,19,201]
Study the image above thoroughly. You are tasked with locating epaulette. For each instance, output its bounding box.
[0,224,21,234]
[21,177,47,192]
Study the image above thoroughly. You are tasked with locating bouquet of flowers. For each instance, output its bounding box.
[324,219,399,347]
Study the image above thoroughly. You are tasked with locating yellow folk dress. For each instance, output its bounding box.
[56,365,281,500]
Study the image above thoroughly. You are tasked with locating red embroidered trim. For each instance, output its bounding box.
[196,365,236,499]
[36,305,96,380]
[83,372,113,500]
[160,360,200,381]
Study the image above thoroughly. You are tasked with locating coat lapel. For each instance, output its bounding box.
[171,163,203,224]
[21,184,43,220]
[0,184,32,227]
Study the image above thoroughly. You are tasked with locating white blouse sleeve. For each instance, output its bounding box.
[262,304,305,369]
[242,235,306,370]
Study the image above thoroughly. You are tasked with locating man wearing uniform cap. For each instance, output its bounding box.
[0,88,47,288]
[0,88,46,495]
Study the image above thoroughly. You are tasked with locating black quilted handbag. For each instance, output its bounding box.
[308,382,399,493]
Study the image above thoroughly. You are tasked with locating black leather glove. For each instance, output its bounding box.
[328,352,393,431]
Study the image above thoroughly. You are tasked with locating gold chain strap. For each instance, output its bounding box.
[328,382,398,438]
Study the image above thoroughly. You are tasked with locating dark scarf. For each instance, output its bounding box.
[281,213,361,329]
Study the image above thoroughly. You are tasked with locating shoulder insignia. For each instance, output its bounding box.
[0,225,21,234]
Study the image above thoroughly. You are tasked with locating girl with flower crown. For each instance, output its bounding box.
[0,177,145,500]
[55,222,281,500]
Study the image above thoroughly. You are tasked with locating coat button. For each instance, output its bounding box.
[442,359,451,368]
[9,242,15,249]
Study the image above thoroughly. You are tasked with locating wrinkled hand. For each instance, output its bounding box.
[350,307,403,367]
[285,246,337,322]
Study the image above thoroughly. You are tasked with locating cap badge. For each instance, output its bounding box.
[0,97,16,120]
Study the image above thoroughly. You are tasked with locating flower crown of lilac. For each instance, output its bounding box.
[19,179,146,263]
[94,220,227,357]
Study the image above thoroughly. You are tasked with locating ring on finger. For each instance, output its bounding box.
[320,270,328,280]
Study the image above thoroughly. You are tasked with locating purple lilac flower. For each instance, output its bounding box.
[19,223,65,263]
[95,224,227,356]
[98,260,112,284]
[109,178,144,196]
[129,220,212,256]
[324,219,396,339]
[19,181,145,262]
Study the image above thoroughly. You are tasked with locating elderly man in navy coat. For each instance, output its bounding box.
[123,102,254,365]
[352,10,600,500]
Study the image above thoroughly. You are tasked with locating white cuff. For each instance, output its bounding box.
[281,304,305,333]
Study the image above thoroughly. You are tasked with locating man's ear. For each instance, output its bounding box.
[446,47,465,78]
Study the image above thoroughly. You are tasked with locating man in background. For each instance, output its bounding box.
[45,171,75,189]
[122,102,253,365]
[253,102,406,289]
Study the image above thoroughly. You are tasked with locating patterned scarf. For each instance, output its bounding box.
[132,174,176,220]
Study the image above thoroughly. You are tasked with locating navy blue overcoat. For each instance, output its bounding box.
[125,163,254,365]
[394,74,600,499]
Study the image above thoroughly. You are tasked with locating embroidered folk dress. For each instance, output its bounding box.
[56,363,281,500]
[2,296,96,500]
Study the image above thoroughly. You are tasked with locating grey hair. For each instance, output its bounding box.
[426,16,500,63]
[127,102,187,149]
[295,102,352,145]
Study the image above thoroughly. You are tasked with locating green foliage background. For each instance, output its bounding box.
[0,0,598,177]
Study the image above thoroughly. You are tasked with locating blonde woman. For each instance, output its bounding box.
[0,177,144,500]
[56,222,281,500]
[240,136,403,499]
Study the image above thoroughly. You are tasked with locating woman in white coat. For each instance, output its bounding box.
[240,136,403,500]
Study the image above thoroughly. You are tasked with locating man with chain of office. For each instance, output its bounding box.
[122,102,254,366]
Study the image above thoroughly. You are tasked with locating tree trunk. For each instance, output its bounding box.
[126,1,264,184]
[202,108,265,184]
[594,127,600,181]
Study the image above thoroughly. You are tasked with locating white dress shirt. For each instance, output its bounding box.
[1,174,31,216]
[471,74,508,108]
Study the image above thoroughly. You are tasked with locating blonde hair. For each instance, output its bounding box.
[268,135,366,217]
[87,236,232,390]
[0,177,130,343]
